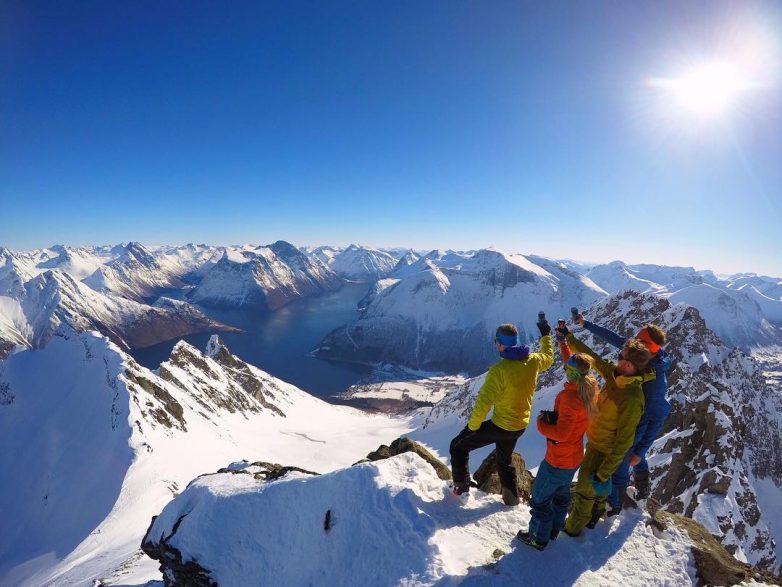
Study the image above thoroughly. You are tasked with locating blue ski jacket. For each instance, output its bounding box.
[582,321,672,460]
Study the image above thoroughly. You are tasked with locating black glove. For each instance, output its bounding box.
[538,410,559,425]
[537,319,551,337]
[555,325,569,342]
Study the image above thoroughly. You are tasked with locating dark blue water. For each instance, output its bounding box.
[130,283,373,397]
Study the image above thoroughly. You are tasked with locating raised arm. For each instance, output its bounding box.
[565,333,613,380]
[559,340,571,364]
[582,321,626,350]
[530,334,554,373]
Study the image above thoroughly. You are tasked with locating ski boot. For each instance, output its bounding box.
[516,530,547,551]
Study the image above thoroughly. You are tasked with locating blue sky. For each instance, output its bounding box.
[1,1,781,275]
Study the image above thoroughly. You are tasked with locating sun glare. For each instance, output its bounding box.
[649,61,750,118]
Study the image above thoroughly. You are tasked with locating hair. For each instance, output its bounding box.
[642,324,666,346]
[496,323,518,337]
[622,338,653,372]
[571,353,599,419]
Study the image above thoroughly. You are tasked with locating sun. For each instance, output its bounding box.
[648,61,751,119]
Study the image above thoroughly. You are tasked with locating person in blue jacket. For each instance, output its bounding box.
[573,314,672,514]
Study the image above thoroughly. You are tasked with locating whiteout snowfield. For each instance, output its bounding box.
[1,242,781,586]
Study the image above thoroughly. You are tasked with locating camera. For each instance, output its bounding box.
[539,410,559,425]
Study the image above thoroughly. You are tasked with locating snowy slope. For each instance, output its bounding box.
[726,274,782,301]
[141,451,723,586]
[586,260,666,295]
[18,269,229,350]
[315,248,607,374]
[0,329,408,586]
[308,244,397,281]
[82,242,185,302]
[665,284,780,348]
[190,242,341,310]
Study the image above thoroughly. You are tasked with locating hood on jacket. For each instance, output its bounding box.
[500,344,530,361]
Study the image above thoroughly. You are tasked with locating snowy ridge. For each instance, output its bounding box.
[189,242,341,310]
[315,248,607,374]
[585,261,782,348]
[141,450,770,586]
[18,269,229,351]
[82,242,185,302]
[308,243,398,281]
[0,329,407,586]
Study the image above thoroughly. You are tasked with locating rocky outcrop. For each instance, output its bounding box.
[473,450,534,504]
[357,437,451,481]
[652,509,782,586]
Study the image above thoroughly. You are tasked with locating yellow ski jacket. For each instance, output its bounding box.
[565,333,648,480]
[467,335,554,432]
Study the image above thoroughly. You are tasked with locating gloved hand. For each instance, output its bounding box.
[555,325,569,342]
[537,320,551,337]
[591,473,612,496]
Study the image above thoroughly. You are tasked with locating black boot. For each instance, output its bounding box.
[502,485,520,506]
[607,486,627,517]
[586,501,604,529]
[634,469,650,500]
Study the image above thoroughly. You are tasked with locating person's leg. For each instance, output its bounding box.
[528,460,558,544]
[449,421,498,486]
[633,457,650,499]
[564,448,602,536]
[608,450,632,513]
[550,466,578,539]
[494,424,525,504]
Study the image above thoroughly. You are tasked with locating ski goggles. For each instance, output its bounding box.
[494,333,518,347]
[565,355,581,381]
[636,329,661,354]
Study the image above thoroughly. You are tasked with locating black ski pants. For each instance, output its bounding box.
[449,419,525,492]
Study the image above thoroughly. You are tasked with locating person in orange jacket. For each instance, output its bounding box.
[517,323,598,550]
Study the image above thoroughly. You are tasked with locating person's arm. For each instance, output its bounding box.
[559,340,572,363]
[582,320,627,350]
[467,366,501,431]
[596,391,644,480]
[537,396,578,442]
[565,333,613,380]
[530,334,554,372]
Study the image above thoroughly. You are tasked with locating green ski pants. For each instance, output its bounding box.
[564,445,608,536]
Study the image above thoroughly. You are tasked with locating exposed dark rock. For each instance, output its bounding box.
[216,461,320,481]
[473,450,533,504]
[654,510,782,587]
[358,437,452,481]
[123,369,186,431]
[141,515,217,587]
[0,381,14,405]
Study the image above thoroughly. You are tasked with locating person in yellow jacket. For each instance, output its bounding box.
[562,332,652,536]
[449,319,554,506]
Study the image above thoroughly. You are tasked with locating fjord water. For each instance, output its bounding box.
[130,283,373,397]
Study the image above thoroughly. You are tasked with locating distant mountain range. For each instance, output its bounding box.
[2,240,782,583]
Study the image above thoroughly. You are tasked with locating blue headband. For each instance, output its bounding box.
[495,333,518,347]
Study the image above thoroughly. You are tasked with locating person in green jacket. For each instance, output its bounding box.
[450,319,554,506]
[562,333,652,536]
